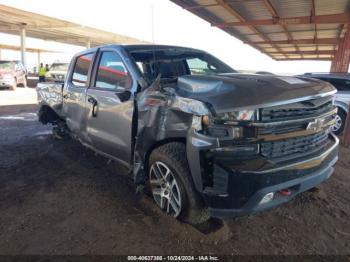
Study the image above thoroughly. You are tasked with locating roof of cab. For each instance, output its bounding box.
[122,44,201,52]
[81,44,203,53]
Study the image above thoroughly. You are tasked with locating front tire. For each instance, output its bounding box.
[148,142,209,225]
[332,108,346,135]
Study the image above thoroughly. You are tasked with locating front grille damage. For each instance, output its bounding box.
[260,131,330,161]
[261,96,333,122]
[255,95,336,162]
[198,95,338,196]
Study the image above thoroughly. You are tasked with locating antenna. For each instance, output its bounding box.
[151,4,155,44]
[151,3,157,78]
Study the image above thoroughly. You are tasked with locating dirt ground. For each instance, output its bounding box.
[0,88,38,106]
[0,103,350,255]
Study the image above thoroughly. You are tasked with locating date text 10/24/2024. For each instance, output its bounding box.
[127,256,219,261]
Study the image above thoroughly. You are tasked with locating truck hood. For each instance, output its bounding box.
[175,74,336,113]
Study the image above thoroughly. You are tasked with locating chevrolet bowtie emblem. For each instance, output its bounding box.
[306,118,326,131]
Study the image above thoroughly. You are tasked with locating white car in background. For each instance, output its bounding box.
[46,62,69,82]
[0,60,27,90]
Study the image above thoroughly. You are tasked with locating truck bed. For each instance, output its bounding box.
[36,82,64,117]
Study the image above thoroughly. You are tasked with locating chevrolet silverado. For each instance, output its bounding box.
[37,45,339,224]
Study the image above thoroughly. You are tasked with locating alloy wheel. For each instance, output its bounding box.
[332,114,343,133]
[149,161,182,217]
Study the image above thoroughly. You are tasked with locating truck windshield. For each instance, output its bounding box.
[0,61,13,69]
[128,48,235,82]
[50,63,69,71]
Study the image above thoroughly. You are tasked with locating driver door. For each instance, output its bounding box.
[85,48,134,165]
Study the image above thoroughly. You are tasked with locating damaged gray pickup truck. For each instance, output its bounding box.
[37,44,339,224]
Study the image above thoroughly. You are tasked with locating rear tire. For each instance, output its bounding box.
[148,142,209,225]
[52,125,70,140]
[332,108,346,135]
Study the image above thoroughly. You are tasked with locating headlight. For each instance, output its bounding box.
[215,110,256,122]
[172,97,209,116]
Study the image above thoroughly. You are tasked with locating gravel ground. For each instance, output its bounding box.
[0,104,350,255]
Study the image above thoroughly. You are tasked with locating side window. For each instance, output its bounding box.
[18,63,26,72]
[14,63,21,71]
[71,53,94,87]
[95,51,131,90]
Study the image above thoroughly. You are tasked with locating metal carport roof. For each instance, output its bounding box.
[0,43,57,53]
[170,0,350,61]
[0,4,144,47]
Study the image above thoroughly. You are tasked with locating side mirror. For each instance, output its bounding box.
[115,85,126,93]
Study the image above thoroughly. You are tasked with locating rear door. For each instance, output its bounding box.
[62,52,95,139]
[85,48,134,164]
[14,62,26,84]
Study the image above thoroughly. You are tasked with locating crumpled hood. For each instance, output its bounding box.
[175,73,336,113]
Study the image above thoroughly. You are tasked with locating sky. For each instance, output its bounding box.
[0,0,332,74]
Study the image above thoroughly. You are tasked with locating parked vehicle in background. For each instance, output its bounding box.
[45,62,69,82]
[37,45,339,225]
[237,70,274,75]
[0,60,27,90]
[255,71,274,75]
[301,73,350,134]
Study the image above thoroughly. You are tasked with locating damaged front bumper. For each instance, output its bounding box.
[186,128,339,218]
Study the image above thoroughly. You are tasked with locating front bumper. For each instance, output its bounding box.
[209,153,337,218]
[0,79,15,87]
[186,129,339,218]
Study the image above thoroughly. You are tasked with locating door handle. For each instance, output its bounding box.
[88,96,98,117]
[88,96,97,105]
[63,94,68,99]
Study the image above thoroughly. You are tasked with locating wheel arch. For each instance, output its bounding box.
[38,104,62,124]
[337,105,347,116]
[334,101,349,114]
[144,137,187,176]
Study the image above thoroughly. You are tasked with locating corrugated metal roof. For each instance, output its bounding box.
[0,4,144,48]
[270,0,312,18]
[316,0,349,15]
[229,1,271,20]
[171,0,350,60]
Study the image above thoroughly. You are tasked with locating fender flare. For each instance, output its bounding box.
[334,101,349,114]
